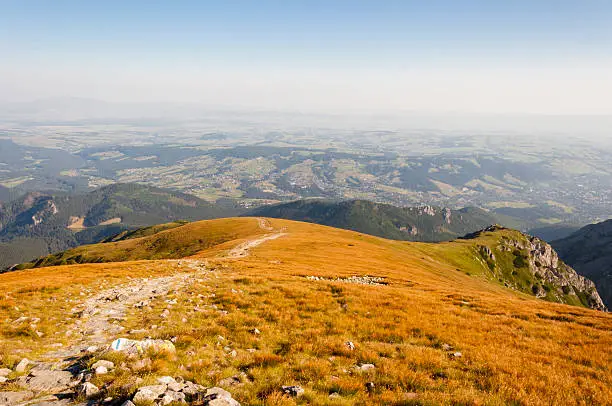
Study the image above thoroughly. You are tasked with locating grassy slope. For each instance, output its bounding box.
[1,218,610,405]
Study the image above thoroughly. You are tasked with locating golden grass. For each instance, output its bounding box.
[1,218,611,405]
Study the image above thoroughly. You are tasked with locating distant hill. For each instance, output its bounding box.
[246,199,521,242]
[552,219,612,308]
[0,183,233,269]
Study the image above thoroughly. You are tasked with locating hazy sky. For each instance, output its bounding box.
[1,0,611,114]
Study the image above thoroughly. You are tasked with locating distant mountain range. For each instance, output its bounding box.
[0,183,233,269]
[246,199,522,242]
[553,219,612,308]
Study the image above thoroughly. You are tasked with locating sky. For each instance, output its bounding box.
[1,0,611,114]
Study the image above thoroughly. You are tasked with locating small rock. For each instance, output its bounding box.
[92,360,115,370]
[0,368,11,377]
[79,382,100,398]
[201,387,240,405]
[250,328,261,335]
[160,391,186,405]
[329,392,340,399]
[345,341,355,350]
[441,343,453,351]
[365,382,375,392]
[85,346,98,353]
[0,377,7,383]
[218,376,242,387]
[450,352,463,358]
[281,385,305,397]
[133,384,167,403]
[246,348,256,353]
[160,309,170,318]
[157,376,176,385]
[95,366,108,375]
[120,401,135,406]
[104,397,113,402]
[15,358,29,373]
[356,363,375,372]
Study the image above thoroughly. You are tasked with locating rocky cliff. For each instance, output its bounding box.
[465,225,606,311]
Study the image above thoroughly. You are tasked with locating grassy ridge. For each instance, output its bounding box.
[0,218,610,404]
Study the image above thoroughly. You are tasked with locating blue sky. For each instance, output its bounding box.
[1,1,611,113]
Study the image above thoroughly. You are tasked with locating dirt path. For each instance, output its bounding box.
[7,222,286,404]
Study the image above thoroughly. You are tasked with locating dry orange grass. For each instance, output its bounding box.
[1,218,610,405]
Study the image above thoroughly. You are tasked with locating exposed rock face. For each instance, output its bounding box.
[502,235,606,311]
[464,225,606,311]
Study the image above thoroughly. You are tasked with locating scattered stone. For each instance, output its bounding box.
[218,376,242,387]
[160,309,170,318]
[250,328,261,335]
[450,352,463,358]
[15,358,29,373]
[365,382,375,392]
[110,338,176,354]
[79,382,100,398]
[329,392,340,399]
[345,341,355,350]
[104,397,113,402]
[161,390,186,405]
[441,343,453,351]
[0,377,7,383]
[306,275,387,286]
[95,366,108,375]
[133,384,167,403]
[201,387,240,405]
[157,376,177,385]
[281,385,305,397]
[0,368,11,377]
[92,360,115,370]
[356,363,375,372]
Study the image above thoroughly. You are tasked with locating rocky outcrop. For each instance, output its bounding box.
[465,225,606,311]
[499,235,606,311]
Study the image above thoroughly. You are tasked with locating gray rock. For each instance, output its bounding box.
[281,385,305,397]
[79,382,100,398]
[218,376,241,387]
[160,391,186,405]
[94,366,108,375]
[157,376,176,385]
[92,360,114,370]
[121,401,135,406]
[26,370,74,392]
[133,384,167,403]
[345,341,355,350]
[355,363,375,372]
[201,387,241,406]
[15,358,29,373]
